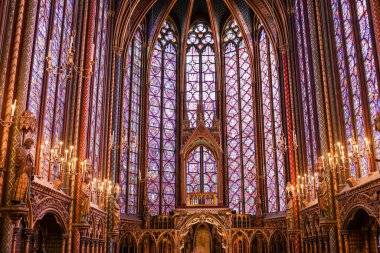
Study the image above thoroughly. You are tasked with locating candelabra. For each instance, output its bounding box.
[39,140,77,178]
[139,171,157,208]
[45,34,95,79]
[0,100,17,128]
[279,130,298,154]
[286,173,317,206]
[347,135,371,170]
[110,129,130,151]
[91,178,120,197]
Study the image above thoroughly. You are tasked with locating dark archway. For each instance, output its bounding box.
[344,208,380,253]
[269,231,286,253]
[30,212,65,252]
[120,234,137,253]
[251,233,268,253]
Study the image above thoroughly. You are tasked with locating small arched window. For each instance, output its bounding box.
[186,146,217,194]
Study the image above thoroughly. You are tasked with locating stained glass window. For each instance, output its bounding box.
[185,21,216,128]
[259,28,286,213]
[88,0,109,181]
[330,0,379,177]
[186,146,217,195]
[120,28,143,214]
[295,0,318,196]
[147,19,177,216]
[27,0,74,182]
[223,19,257,214]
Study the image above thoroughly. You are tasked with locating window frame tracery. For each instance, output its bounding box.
[27,0,75,183]
[147,18,178,216]
[120,27,144,214]
[185,20,217,128]
[294,0,320,197]
[328,0,380,178]
[223,18,257,214]
[257,26,286,213]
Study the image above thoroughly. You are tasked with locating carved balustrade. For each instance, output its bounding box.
[186,192,217,206]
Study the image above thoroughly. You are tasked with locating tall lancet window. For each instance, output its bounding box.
[27,0,74,182]
[295,0,318,185]
[120,29,143,214]
[259,28,286,213]
[224,19,257,214]
[330,0,380,177]
[88,0,109,180]
[185,21,216,128]
[147,19,178,215]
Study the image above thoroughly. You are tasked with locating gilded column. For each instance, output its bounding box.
[0,0,38,252]
[73,0,97,252]
[281,47,300,252]
[314,0,343,251]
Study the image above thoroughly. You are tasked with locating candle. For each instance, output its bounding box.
[91,43,95,62]
[65,149,68,162]
[10,99,17,117]
[73,158,77,171]
[81,162,84,174]
[48,40,52,56]
[70,35,74,51]
[70,145,74,158]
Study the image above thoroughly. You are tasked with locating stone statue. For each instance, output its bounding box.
[316,174,328,217]
[12,138,35,204]
[79,177,90,222]
[112,196,120,231]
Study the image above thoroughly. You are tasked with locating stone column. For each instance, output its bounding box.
[22,228,33,253]
[342,232,349,253]
[61,234,67,253]
[324,237,329,252]
[257,233,262,253]
[313,237,318,253]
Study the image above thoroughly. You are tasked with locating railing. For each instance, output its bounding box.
[232,214,255,228]
[187,192,217,206]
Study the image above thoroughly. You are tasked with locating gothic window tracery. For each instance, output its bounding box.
[259,28,286,213]
[120,28,143,214]
[27,0,75,182]
[295,0,319,196]
[185,21,216,128]
[147,19,178,215]
[88,0,109,180]
[223,18,257,214]
[330,0,380,177]
[186,146,217,194]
